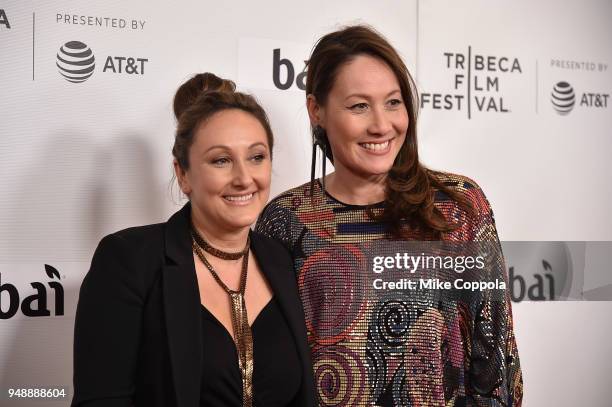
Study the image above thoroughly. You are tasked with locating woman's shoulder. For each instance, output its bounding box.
[260,180,337,221]
[90,222,167,279]
[430,171,502,241]
[433,171,480,190]
[99,222,166,253]
[431,170,493,215]
[266,181,313,209]
[257,181,313,227]
[256,181,315,248]
[79,222,168,307]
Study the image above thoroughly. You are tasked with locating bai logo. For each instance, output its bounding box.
[0,9,10,29]
[509,260,556,301]
[503,241,581,302]
[238,38,310,92]
[0,265,64,319]
[272,49,306,91]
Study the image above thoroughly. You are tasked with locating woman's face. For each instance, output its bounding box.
[175,109,272,233]
[309,54,409,179]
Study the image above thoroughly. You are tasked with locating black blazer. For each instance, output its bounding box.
[72,203,316,407]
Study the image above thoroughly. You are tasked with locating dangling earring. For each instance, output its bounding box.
[310,125,328,196]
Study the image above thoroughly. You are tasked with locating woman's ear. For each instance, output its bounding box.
[306,94,325,128]
[173,159,192,196]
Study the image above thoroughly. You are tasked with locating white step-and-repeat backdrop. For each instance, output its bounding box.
[1,0,611,406]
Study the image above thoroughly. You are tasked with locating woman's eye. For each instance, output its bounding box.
[211,157,231,166]
[349,102,369,111]
[387,98,403,108]
[251,154,266,163]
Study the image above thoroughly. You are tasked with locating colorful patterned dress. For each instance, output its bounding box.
[255,173,523,406]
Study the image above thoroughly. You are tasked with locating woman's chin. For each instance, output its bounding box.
[350,162,396,178]
[219,214,259,231]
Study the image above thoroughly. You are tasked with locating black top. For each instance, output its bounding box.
[200,297,301,406]
[72,202,316,407]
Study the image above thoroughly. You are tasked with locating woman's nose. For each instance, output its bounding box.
[368,107,393,136]
[231,160,253,187]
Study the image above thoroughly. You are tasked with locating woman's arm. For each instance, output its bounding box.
[72,233,145,407]
[466,187,524,406]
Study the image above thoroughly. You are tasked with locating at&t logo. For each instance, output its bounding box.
[551,81,575,115]
[103,56,148,74]
[0,265,65,319]
[56,41,96,83]
[56,40,149,82]
[551,80,609,115]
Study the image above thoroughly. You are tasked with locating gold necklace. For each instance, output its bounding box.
[191,227,253,407]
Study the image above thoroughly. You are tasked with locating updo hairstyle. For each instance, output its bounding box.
[172,72,274,171]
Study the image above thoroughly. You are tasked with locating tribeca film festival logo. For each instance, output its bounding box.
[421,46,523,119]
[56,40,148,83]
[0,265,65,319]
[550,81,609,115]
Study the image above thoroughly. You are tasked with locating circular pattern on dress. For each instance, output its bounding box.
[365,337,386,402]
[313,345,367,406]
[374,298,412,349]
[299,245,367,345]
[369,293,425,353]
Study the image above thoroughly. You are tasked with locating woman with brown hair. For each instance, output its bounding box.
[72,73,315,407]
[256,25,523,406]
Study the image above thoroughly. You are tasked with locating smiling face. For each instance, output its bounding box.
[308,54,409,180]
[174,108,272,233]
